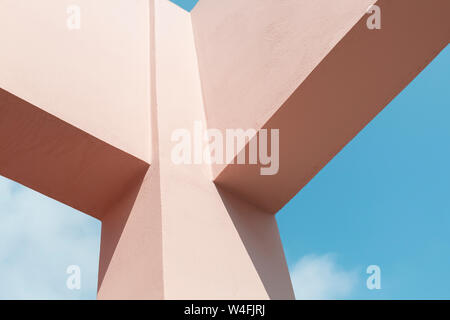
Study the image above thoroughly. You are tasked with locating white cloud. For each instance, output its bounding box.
[290,254,358,300]
[0,176,101,299]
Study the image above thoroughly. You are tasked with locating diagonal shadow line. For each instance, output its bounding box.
[96,168,149,290]
[215,184,295,300]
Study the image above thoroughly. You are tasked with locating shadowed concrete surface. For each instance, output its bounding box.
[214,0,450,213]
[0,89,149,220]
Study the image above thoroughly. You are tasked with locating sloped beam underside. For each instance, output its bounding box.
[0,89,149,220]
[201,0,450,213]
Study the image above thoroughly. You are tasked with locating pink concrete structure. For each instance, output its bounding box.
[0,0,448,299]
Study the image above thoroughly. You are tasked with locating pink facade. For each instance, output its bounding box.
[0,0,448,299]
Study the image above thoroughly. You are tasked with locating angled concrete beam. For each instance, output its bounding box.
[0,0,156,295]
[192,0,377,178]
[0,88,149,220]
[0,0,152,162]
[193,0,450,213]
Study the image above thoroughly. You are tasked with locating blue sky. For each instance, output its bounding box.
[0,177,100,299]
[0,0,448,299]
[278,45,450,299]
[170,0,199,11]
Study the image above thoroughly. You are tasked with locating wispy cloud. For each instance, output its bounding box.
[290,254,358,300]
[0,176,101,299]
